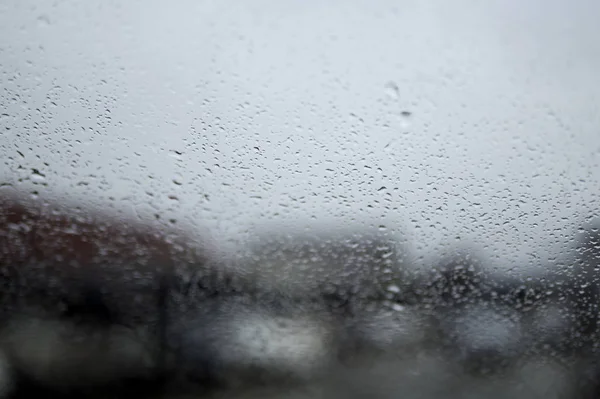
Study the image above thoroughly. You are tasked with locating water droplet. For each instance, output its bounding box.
[387,284,401,294]
[37,14,51,27]
[384,81,400,100]
[399,110,412,129]
[391,303,405,311]
[31,168,46,182]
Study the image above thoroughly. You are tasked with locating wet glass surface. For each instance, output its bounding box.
[1,1,600,398]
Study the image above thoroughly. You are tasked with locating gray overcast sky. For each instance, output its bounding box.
[1,0,599,274]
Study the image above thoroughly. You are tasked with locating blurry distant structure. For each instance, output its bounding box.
[1,191,600,398]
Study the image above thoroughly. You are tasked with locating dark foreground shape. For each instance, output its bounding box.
[0,192,210,398]
[3,191,600,398]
